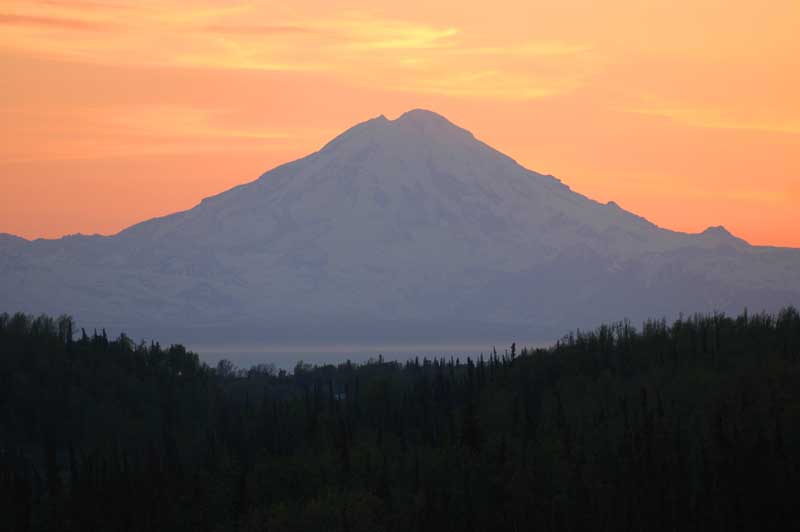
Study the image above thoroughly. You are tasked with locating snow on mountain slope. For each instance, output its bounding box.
[2,109,799,345]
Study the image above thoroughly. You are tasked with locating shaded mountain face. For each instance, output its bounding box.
[2,109,799,346]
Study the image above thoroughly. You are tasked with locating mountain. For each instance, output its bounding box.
[2,109,799,349]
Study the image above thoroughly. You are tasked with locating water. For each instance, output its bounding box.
[192,341,548,370]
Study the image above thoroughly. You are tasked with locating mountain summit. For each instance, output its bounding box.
[2,110,799,348]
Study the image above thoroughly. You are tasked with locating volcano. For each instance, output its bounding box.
[2,109,799,349]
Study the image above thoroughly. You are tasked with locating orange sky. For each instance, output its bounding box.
[1,0,798,246]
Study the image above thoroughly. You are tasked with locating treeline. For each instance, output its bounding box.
[1,308,800,531]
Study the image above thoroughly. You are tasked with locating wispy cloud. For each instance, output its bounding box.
[626,106,800,135]
[0,13,111,30]
[463,42,593,57]
[33,0,136,9]
[0,105,299,162]
[393,69,580,100]
[202,24,321,36]
[0,2,592,100]
[332,18,458,50]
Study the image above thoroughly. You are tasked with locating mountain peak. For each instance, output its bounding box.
[394,108,451,125]
[699,225,749,246]
[702,225,732,236]
[392,109,472,138]
[318,109,475,155]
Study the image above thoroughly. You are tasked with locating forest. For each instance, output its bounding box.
[1,308,800,531]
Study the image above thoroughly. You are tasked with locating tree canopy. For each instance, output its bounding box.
[2,308,799,531]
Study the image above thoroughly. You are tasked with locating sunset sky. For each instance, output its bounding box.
[1,0,798,246]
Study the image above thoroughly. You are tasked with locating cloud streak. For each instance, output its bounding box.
[626,106,800,135]
[0,13,111,30]
[0,2,592,100]
[0,105,301,163]
[202,24,321,36]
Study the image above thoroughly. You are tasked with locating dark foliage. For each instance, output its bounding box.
[2,308,800,531]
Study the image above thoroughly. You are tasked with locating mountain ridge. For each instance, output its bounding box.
[1,109,798,350]
[2,111,766,248]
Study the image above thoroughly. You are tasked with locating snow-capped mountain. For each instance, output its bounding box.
[2,109,799,346]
